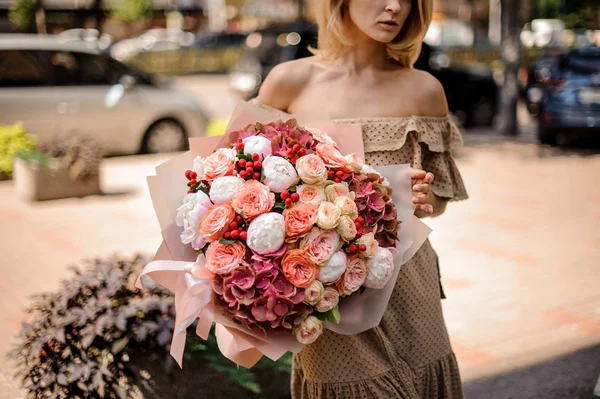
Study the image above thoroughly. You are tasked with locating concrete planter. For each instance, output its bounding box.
[13,158,101,201]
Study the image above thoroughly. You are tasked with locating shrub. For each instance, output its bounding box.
[0,122,36,178]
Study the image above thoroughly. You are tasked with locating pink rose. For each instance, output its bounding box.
[299,227,340,265]
[296,154,327,185]
[282,249,320,288]
[304,280,325,305]
[316,143,353,173]
[205,241,246,274]
[294,315,323,344]
[315,287,340,312]
[203,148,238,181]
[198,204,236,242]
[284,203,318,243]
[231,180,275,221]
[336,255,368,296]
[305,127,337,146]
[296,184,325,205]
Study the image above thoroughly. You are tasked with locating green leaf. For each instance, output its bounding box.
[197,185,209,196]
[219,238,236,245]
[313,312,327,321]
[325,306,341,324]
[359,286,367,295]
[273,202,286,211]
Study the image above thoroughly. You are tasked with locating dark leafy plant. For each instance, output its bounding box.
[8,0,38,30]
[40,135,105,181]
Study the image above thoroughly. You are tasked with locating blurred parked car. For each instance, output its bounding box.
[533,46,600,145]
[229,23,497,126]
[110,29,195,62]
[0,34,209,155]
[192,32,248,50]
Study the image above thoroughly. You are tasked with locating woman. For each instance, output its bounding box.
[255,0,468,397]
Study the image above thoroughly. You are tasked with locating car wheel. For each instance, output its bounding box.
[538,124,556,146]
[468,97,495,126]
[142,119,188,153]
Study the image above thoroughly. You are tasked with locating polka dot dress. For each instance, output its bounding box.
[250,100,468,399]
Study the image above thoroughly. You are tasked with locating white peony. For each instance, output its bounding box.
[261,155,299,193]
[176,191,212,247]
[209,176,245,204]
[246,212,286,254]
[193,156,205,180]
[318,251,347,284]
[360,164,379,175]
[364,247,396,289]
[243,135,273,158]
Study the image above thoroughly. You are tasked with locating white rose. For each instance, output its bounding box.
[356,232,379,258]
[304,280,325,305]
[261,155,299,193]
[246,212,286,254]
[176,191,212,246]
[345,153,364,172]
[318,251,347,284]
[364,247,395,289]
[294,315,323,344]
[193,156,205,180]
[209,176,245,204]
[243,135,272,159]
[315,287,340,312]
[334,196,358,220]
[316,201,341,230]
[325,182,354,203]
[336,215,357,242]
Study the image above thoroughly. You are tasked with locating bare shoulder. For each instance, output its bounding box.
[402,69,449,117]
[258,57,317,112]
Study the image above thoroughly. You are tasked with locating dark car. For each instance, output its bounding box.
[229,23,497,126]
[532,47,600,145]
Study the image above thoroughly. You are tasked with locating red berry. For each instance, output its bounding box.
[285,198,293,207]
[238,226,244,231]
[359,244,367,252]
[286,149,294,157]
[253,172,261,180]
[254,161,262,169]
[356,216,364,224]
[224,231,231,239]
[189,179,197,186]
[186,182,191,187]
[190,171,197,179]
[355,231,363,239]
[240,171,248,179]
[355,221,361,229]
[238,159,247,168]
[293,144,301,152]
[291,193,300,202]
[297,149,306,157]
[230,230,240,239]
[335,170,344,178]
[230,221,238,230]
[240,231,247,241]
[348,244,358,253]
[236,215,244,223]
[252,153,260,162]
[236,142,244,151]
[185,170,192,179]
[246,161,253,169]
[291,156,298,164]
[327,170,335,179]
[333,177,341,183]
[280,191,290,200]
[187,190,194,194]
[201,180,209,186]
[246,166,254,174]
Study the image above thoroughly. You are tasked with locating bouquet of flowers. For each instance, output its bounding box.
[137,102,430,368]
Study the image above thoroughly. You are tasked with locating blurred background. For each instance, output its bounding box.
[0,0,599,398]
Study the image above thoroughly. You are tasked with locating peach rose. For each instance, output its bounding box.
[315,287,340,312]
[336,215,357,242]
[205,241,246,274]
[334,196,358,220]
[294,315,323,344]
[325,182,355,203]
[336,255,368,296]
[305,127,337,146]
[296,184,326,205]
[299,227,340,265]
[296,154,327,185]
[203,148,238,181]
[284,203,318,242]
[316,201,341,230]
[304,280,325,305]
[316,143,352,173]
[356,232,379,258]
[198,204,236,242]
[231,180,275,221]
[281,249,320,288]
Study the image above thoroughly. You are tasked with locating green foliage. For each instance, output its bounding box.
[0,122,36,177]
[111,0,151,23]
[14,149,51,169]
[8,0,38,30]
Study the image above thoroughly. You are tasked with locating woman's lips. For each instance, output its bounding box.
[378,21,399,31]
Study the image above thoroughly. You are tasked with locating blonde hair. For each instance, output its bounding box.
[313,0,433,67]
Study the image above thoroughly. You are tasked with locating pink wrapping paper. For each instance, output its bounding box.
[136,100,431,368]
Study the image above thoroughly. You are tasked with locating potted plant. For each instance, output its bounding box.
[0,122,37,181]
[13,134,104,201]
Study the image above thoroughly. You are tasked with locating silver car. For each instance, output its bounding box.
[0,34,210,154]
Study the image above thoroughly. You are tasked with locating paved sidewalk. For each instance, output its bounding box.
[0,140,599,397]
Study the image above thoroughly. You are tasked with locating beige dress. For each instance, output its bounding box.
[251,101,468,399]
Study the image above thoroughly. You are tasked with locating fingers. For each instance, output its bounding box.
[416,204,434,214]
[412,183,431,194]
[410,169,427,180]
[424,172,434,184]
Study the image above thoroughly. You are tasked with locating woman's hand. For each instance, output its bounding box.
[411,169,435,215]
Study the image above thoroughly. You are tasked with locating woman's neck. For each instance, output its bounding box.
[337,21,396,74]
